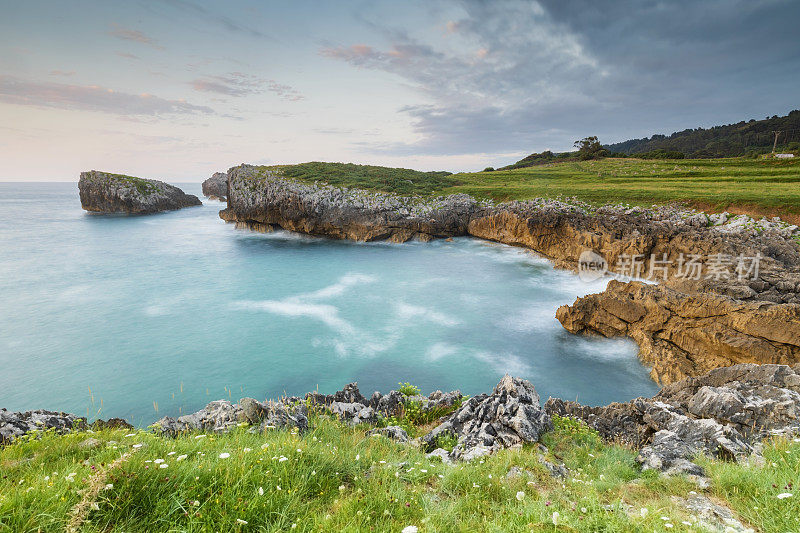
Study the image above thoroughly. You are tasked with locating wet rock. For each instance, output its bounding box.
[422,375,551,461]
[79,170,201,214]
[368,426,409,443]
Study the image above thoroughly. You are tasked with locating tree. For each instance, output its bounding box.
[574,136,605,160]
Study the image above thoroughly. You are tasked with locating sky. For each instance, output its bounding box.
[1,0,798,181]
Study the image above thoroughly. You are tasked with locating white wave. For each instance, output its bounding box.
[234,300,355,336]
[471,350,532,375]
[500,305,560,333]
[396,302,460,327]
[425,342,459,361]
[298,273,376,301]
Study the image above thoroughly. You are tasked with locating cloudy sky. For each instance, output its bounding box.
[1,0,798,181]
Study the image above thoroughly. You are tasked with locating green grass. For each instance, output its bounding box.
[261,157,800,220]
[2,414,796,532]
[105,173,158,195]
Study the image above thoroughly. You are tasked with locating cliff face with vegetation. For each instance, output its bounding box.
[220,164,800,384]
[79,171,201,214]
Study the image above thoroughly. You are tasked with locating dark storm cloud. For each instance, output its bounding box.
[323,0,800,157]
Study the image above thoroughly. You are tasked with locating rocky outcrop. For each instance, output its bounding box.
[154,398,308,436]
[202,172,228,201]
[219,165,800,383]
[0,409,132,444]
[220,165,481,242]
[79,170,201,214]
[422,375,552,461]
[556,280,800,384]
[545,363,800,475]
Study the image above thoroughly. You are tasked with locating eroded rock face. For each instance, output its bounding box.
[545,363,800,475]
[556,280,800,384]
[79,170,201,214]
[220,164,481,242]
[219,166,800,383]
[422,375,552,461]
[202,172,228,200]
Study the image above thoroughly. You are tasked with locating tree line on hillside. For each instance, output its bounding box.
[486,110,800,171]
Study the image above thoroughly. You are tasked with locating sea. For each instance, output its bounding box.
[0,182,658,426]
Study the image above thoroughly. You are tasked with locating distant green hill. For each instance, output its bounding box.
[605,109,800,158]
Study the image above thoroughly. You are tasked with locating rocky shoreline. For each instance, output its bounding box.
[4,364,799,480]
[219,164,800,384]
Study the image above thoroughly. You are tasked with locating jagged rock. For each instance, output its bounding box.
[91,418,133,430]
[155,400,242,435]
[368,426,409,443]
[0,408,88,444]
[329,402,376,426]
[535,444,568,478]
[545,363,800,475]
[79,170,201,214]
[376,390,404,416]
[202,172,228,200]
[156,397,308,436]
[422,375,551,461]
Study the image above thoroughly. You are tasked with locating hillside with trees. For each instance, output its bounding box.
[605,109,800,158]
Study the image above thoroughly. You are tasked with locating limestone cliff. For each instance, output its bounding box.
[220,164,800,383]
[202,172,228,201]
[79,171,201,214]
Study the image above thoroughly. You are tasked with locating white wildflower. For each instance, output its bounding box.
[219,452,230,459]
[552,511,559,526]
[777,492,793,499]
[236,519,248,525]
[401,527,418,533]
[258,487,264,496]
[516,491,525,501]
[176,454,188,461]
[159,464,168,469]
[154,459,165,464]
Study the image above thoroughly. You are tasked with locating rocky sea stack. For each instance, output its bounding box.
[201,172,228,201]
[79,170,201,214]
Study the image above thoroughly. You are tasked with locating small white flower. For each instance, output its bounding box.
[105,483,113,490]
[236,518,248,525]
[132,444,143,448]
[291,524,297,529]
[258,486,264,496]
[420,469,427,473]
[664,524,673,529]
[661,516,670,521]
[44,476,50,481]
[339,484,346,492]
[640,508,648,518]
[154,459,165,464]
[401,527,418,533]
[159,463,168,469]
[276,485,282,491]
[167,451,176,456]
[90,502,100,511]
[581,507,587,513]
[552,511,559,526]
[243,448,252,453]
[124,433,136,437]
[472,482,480,488]
[777,492,793,499]
[279,456,288,462]
[194,435,206,439]
[324,514,331,520]
[176,454,188,461]
[219,452,230,459]
[515,491,525,501]
[355,454,360,461]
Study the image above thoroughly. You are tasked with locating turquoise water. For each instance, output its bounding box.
[0,182,658,426]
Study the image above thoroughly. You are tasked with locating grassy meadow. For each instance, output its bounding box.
[266,157,800,221]
[1,413,798,532]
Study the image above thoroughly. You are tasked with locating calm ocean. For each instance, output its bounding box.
[0,182,657,425]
